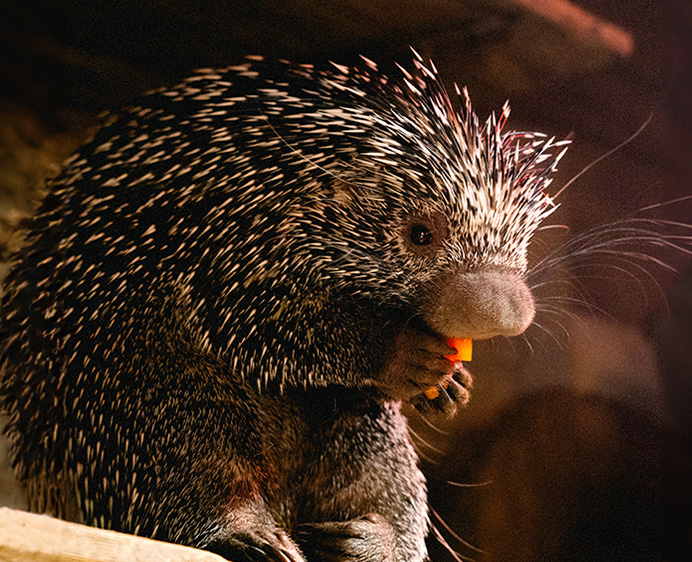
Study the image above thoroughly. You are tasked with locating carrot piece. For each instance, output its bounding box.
[424,386,440,400]
[445,337,472,362]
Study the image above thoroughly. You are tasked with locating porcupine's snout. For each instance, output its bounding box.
[424,269,535,340]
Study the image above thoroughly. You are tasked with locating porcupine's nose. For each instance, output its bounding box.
[424,269,535,340]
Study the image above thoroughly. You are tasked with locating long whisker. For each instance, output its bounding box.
[527,318,567,349]
[429,523,478,562]
[431,507,485,554]
[519,331,537,354]
[408,425,447,456]
[639,193,692,212]
[552,112,654,200]
[444,479,494,488]
[414,409,452,436]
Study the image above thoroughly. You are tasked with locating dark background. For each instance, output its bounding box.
[1,1,691,560]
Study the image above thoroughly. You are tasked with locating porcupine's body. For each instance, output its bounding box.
[0,55,566,561]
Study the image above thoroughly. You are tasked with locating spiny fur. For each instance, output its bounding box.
[0,53,567,556]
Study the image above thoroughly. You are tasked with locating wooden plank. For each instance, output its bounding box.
[0,508,225,562]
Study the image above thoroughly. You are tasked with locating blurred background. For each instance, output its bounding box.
[1,0,691,560]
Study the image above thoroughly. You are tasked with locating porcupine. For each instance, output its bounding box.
[0,53,567,561]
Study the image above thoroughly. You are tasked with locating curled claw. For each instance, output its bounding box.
[417,363,473,416]
[297,513,397,562]
[207,529,306,562]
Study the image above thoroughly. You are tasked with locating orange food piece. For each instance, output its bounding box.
[424,378,450,400]
[445,337,472,362]
[424,386,440,400]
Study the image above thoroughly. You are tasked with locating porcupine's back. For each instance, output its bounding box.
[0,56,563,519]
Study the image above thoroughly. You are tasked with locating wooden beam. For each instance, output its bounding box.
[0,508,225,562]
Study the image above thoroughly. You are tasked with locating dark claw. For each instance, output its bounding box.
[206,530,305,562]
[298,514,396,562]
[270,546,300,562]
[452,362,473,391]
[411,393,433,413]
[435,384,457,416]
[414,363,474,416]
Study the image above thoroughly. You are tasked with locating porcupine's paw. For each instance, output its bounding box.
[411,362,473,417]
[206,528,305,562]
[297,513,397,562]
[374,324,458,404]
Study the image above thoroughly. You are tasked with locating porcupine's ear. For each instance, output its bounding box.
[328,155,387,211]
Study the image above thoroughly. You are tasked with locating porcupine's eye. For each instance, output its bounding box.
[410,224,433,246]
[403,213,447,256]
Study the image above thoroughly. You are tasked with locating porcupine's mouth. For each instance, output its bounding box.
[406,316,472,363]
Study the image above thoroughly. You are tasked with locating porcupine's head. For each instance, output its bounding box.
[270,53,568,343]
